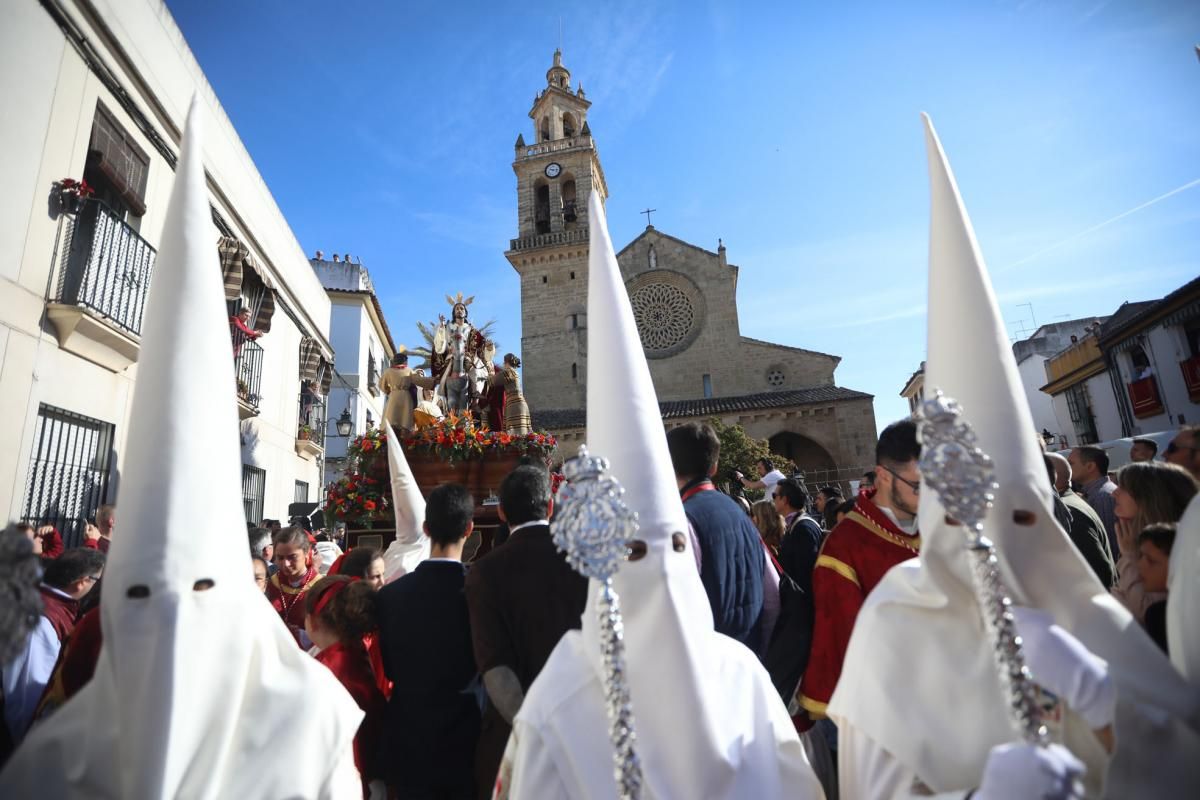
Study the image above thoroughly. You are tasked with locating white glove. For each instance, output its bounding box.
[975,742,1084,800]
[1012,606,1115,729]
[367,779,387,800]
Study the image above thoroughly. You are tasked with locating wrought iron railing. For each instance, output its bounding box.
[21,404,114,548]
[234,339,264,411]
[367,356,379,395]
[51,198,156,336]
[298,391,326,448]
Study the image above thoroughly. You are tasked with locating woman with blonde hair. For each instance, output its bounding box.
[751,499,785,558]
[1111,461,1199,622]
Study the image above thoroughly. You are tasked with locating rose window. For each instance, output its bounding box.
[767,369,785,387]
[630,283,696,353]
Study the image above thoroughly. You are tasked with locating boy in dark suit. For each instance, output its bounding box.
[376,483,479,800]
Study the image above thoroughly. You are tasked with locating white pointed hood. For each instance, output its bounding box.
[580,192,818,797]
[1169,495,1200,681]
[829,114,1200,796]
[1,97,361,799]
[381,420,429,582]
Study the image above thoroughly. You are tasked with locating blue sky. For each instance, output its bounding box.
[168,0,1200,431]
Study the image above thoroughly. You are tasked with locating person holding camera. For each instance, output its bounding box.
[736,457,787,500]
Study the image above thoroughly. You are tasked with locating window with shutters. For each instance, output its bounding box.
[83,101,151,219]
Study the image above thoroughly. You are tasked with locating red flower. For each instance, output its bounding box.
[363,500,377,512]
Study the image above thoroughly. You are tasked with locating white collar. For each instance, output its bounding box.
[425,557,462,563]
[39,583,77,601]
[876,504,918,536]
[508,519,549,535]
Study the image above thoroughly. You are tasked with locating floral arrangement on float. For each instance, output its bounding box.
[401,412,557,464]
[324,415,557,525]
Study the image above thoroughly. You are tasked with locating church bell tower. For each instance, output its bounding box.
[505,49,608,412]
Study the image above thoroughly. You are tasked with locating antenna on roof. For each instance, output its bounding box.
[1017,302,1038,329]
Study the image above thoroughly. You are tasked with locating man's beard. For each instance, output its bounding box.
[890,481,918,520]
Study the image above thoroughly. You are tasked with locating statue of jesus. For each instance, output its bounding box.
[432,293,491,414]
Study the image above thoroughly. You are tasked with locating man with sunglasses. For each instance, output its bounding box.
[1165,426,1200,479]
[793,418,922,731]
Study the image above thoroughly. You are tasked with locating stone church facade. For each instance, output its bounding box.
[505,52,877,487]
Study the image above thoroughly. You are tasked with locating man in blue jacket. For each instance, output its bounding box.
[666,422,766,650]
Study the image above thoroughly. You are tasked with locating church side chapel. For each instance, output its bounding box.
[506,51,877,485]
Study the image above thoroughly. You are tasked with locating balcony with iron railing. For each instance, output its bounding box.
[367,356,380,396]
[46,198,156,370]
[234,335,264,419]
[296,391,326,460]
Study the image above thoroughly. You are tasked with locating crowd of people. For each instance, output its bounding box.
[8,421,1193,796]
[2,110,1199,798]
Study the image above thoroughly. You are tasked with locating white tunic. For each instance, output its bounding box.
[497,632,824,800]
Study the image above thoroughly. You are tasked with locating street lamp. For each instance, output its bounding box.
[335,409,353,437]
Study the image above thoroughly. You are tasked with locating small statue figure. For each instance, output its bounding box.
[379,349,438,432]
[488,353,532,435]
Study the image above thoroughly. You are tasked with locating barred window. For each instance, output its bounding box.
[242,465,266,525]
[22,405,114,547]
[294,480,309,504]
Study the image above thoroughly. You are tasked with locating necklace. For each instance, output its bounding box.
[274,570,313,619]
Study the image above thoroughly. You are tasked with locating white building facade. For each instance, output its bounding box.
[309,256,396,489]
[1,0,336,541]
[1097,280,1200,437]
[1040,281,1200,449]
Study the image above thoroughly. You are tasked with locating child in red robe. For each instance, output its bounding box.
[266,527,321,647]
[305,575,386,799]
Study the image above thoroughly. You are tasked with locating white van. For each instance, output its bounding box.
[1053,430,1176,476]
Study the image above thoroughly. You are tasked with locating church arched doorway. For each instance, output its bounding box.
[769,431,836,479]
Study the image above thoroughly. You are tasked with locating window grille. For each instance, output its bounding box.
[1064,384,1098,445]
[21,405,114,547]
[242,465,266,525]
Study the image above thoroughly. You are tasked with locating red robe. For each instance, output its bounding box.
[795,490,920,725]
[39,527,64,559]
[82,535,110,553]
[266,568,320,645]
[34,606,103,720]
[315,640,386,792]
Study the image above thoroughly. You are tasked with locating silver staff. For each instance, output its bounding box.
[552,445,644,800]
[917,392,1048,746]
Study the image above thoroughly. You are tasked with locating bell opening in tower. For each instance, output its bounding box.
[562,179,577,224]
[562,112,577,138]
[535,183,551,234]
[540,116,551,142]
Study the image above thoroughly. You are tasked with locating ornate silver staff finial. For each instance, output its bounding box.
[917,391,1049,747]
[552,445,644,800]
